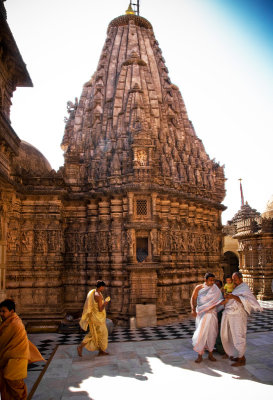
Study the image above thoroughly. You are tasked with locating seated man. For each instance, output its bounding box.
[191,273,224,363]
[221,272,262,366]
[0,299,44,400]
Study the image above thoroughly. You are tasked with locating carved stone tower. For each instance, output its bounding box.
[60,11,226,324]
[2,5,226,327]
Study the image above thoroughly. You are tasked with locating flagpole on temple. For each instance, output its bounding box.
[239,178,244,207]
[131,0,140,15]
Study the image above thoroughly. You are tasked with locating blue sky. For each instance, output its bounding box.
[215,0,273,47]
[5,0,273,223]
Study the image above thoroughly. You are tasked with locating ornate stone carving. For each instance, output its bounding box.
[1,10,226,325]
[21,231,33,252]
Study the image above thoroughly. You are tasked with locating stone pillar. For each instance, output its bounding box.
[170,199,179,263]
[0,203,7,301]
[128,192,134,221]
[238,242,244,269]
[127,228,136,263]
[150,229,158,259]
[110,197,123,268]
[109,196,125,319]
[160,197,171,262]
[0,240,7,301]
[97,198,111,282]
[151,193,157,218]
[253,239,273,300]
[86,199,98,288]
[263,243,273,299]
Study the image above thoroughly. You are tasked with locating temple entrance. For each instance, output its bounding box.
[136,237,148,262]
[222,251,239,278]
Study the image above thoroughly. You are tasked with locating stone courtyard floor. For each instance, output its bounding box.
[26,301,273,400]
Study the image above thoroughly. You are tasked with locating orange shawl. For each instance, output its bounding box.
[0,313,44,369]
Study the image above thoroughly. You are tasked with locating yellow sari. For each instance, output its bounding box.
[79,289,108,351]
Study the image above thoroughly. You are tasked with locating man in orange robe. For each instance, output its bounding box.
[0,299,44,399]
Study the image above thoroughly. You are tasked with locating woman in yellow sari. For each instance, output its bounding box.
[77,280,110,357]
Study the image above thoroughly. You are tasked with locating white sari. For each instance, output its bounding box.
[192,284,223,354]
[221,282,262,358]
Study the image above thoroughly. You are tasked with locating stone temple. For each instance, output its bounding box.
[0,4,226,329]
[223,198,273,300]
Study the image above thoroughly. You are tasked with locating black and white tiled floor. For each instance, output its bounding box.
[28,300,273,372]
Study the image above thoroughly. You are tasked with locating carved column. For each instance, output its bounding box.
[128,192,134,221]
[97,198,111,282]
[160,197,171,262]
[0,210,7,301]
[151,193,157,219]
[110,196,123,275]
[170,199,179,263]
[151,228,158,259]
[263,243,273,299]
[127,228,136,263]
[109,196,125,319]
[0,191,13,302]
[86,199,98,287]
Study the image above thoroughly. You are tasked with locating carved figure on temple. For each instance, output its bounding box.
[1,6,226,327]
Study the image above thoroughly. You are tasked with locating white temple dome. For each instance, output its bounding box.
[262,195,273,218]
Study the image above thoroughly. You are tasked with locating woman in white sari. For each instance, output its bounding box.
[191,273,224,363]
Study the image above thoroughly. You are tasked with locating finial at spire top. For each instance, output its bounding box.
[126,3,135,15]
[126,1,140,16]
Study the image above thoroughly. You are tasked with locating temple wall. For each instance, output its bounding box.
[5,195,65,321]
[33,191,223,326]
[223,236,239,258]
[238,232,273,300]
[3,189,223,326]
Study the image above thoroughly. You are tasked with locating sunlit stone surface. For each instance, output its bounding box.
[0,4,226,327]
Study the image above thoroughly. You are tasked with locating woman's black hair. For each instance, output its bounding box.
[96,280,106,288]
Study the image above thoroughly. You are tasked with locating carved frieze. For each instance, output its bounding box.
[1,10,227,325]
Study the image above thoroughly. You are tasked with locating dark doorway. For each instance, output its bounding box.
[136,237,148,262]
[223,251,239,278]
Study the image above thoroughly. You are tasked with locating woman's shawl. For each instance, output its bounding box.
[0,313,44,368]
[79,289,96,331]
[79,289,106,329]
[196,284,223,315]
[231,282,262,315]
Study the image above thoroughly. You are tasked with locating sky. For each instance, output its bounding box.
[5,0,273,223]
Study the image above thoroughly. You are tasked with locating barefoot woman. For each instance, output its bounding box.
[77,280,110,357]
[191,273,224,363]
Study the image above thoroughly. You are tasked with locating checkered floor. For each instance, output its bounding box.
[28,300,273,372]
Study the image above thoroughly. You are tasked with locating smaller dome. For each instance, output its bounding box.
[229,202,260,225]
[13,141,52,176]
[262,195,273,218]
